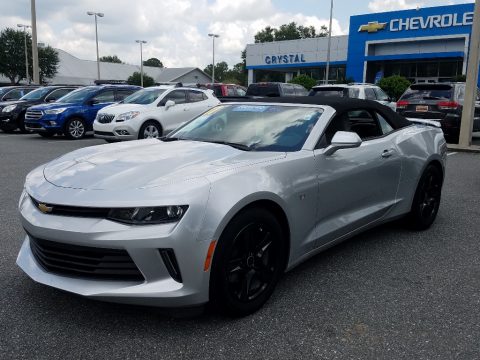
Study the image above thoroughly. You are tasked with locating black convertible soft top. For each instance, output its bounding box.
[242,96,411,130]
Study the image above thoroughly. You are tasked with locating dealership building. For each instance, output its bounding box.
[246,3,478,85]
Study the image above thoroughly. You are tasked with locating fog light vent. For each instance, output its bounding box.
[116,130,130,136]
[159,249,182,283]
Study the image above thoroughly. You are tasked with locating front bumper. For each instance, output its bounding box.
[25,114,62,133]
[0,112,20,130]
[16,187,213,307]
[93,121,138,141]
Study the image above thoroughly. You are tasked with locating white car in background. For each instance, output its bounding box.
[309,83,397,111]
[93,86,220,141]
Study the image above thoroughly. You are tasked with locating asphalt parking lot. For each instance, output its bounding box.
[1,132,480,360]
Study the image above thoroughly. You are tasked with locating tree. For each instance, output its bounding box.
[378,75,411,100]
[289,75,316,90]
[203,61,229,82]
[143,57,163,68]
[0,27,59,84]
[127,71,155,87]
[99,55,123,63]
[254,22,328,43]
[38,46,60,83]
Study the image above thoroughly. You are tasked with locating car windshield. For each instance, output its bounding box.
[56,87,98,103]
[168,104,323,152]
[310,87,348,97]
[122,88,166,104]
[19,87,52,101]
[246,84,280,97]
[401,85,452,101]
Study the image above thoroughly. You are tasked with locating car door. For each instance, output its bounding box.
[186,90,215,119]
[312,108,401,248]
[157,90,189,132]
[84,90,116,126]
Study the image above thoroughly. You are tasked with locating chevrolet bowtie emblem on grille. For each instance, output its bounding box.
[358,21,387,33]
[38,203,53,214]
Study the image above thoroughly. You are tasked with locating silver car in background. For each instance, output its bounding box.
[17,98,446,316]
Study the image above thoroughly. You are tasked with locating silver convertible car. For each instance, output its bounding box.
[17,98,447,316]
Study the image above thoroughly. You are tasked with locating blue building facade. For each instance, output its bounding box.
[245,3,477,85]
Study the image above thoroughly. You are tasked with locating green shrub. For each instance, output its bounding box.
[289,74,316,90]
[377,75,411,100]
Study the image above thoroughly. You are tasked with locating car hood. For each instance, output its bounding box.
[98,103,150,115]
[43,139,285,191]
[30,102,79,111]
[0,100,26,107]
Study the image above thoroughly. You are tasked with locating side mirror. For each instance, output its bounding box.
[165,100,175,110]
[46,98,56,103]
[324,131,362,156]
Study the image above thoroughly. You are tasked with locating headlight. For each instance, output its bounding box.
[2,104,17,112]
[116,111,140,121]
[107,205,188,225]
[45,108,67,115]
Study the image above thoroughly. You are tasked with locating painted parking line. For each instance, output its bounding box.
[447,152,458,156]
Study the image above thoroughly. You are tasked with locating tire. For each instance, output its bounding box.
[64,117,86,140]
[210,207,287,317]
[18,112,29,133]
[138,120,162,139]
[406,164,443,230]
[38,131,55,138]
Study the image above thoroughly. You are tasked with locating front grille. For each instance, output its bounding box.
[30,236,144,281]
[97,114,115,123]
[25,110,43,121]
[94,130,115,137]
[30,196,109,218]
[25,122,43,129]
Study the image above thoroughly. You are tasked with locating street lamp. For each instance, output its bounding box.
[135,40,147,87]
[325,0,334,84]
[17,24,32,83]
[87,11,104,80]
[208,33,220,83]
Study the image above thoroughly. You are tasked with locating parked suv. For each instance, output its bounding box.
[204,83,247,97]
[93,87,220,141]
[246,82,308,97]
[396,83,480,143]
[0,86,79,133]
[309,83,396,110]
[25,85,141,139]
[0,86,39,102]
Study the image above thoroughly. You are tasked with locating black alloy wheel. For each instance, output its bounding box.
[210,208,286,316]
[407,164,443,230]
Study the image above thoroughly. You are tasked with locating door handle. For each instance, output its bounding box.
[381,149,395,158]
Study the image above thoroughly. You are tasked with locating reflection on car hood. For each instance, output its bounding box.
[97,103,149,115]
[30,102,79,111]
[43,139,285,190]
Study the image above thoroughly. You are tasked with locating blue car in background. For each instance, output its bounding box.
[25,85,141,139]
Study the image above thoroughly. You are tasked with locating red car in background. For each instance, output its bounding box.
[204,83,247,97]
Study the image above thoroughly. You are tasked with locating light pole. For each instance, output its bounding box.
[135,40,147,87]
[325,0,334,84]
[208,33,220,83]
[87,11,104,81]
[30,0,39,84]
[459,0,480,147]
[17,24,32,83]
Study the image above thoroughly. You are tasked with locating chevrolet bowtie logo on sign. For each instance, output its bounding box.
[358,21,387,33]
[38,203,53,214]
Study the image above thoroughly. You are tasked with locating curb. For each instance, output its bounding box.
[447,144,480,153]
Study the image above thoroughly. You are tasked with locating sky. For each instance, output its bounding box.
[0,0,474,69]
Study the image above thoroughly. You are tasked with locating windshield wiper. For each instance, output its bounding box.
[200,140,252,151]
[423,96,445,100]
[160,136,186,142]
